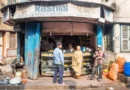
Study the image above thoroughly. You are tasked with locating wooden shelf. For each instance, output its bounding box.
[41,52,92,76]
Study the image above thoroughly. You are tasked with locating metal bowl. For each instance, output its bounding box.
[9,77,22,85]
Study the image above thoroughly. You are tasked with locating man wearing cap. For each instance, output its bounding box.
[90,45,104,82]
[53,42,64,84]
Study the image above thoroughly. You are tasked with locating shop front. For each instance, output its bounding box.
[40,22,96,76]
[1,1,114,79]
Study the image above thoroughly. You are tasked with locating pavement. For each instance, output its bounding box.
[22,76,129,90]
[0,75,129,90]
[0,65,129,90]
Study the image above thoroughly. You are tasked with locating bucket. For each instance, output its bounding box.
[124,62,130,76]
[15,72,22,77]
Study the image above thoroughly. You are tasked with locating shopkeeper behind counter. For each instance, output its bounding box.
[67,44,75,53]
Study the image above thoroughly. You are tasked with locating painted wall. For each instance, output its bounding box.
[116,53,130,62]
[3,32,10,57]
[114,0,130,23]
[6,0,116,8]
[113,24,120,53]
[102,0,116,8]
[3,32,17,58]
[113,24,130,62]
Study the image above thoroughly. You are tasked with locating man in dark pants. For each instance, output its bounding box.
[53,42,64,84]
[90,45,104,82]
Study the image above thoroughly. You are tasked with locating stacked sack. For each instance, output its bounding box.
[108,63,118,81]
[116,56,126,73]
[108,56,126,81]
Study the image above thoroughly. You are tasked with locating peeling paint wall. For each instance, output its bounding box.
[25,22,41,80]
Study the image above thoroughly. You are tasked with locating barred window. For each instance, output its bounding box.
[121,25,130,52]
[10,32,16,48]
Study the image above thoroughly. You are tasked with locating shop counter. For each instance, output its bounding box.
[40,52,92,76]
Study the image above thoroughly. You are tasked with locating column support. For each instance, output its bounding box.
[97,25,103,50]
[25,22,41,80]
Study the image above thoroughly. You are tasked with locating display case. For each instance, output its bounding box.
[40,52,92,76]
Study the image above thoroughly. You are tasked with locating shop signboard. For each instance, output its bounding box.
[104,7,113,22]
[14,3,100,19]
[14,4,35,19]
[70,4,100,18]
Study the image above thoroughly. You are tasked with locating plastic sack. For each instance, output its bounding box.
[116,56,126,73]
[108,63,118,81]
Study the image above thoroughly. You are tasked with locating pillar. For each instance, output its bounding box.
[97,25,103,49]
[25,22,41,80]
[113,24,120,53]
[3,32,10,58]
[17,33,20,61]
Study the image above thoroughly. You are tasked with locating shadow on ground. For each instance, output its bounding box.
[126,83,130,88]
[64,80,77,90]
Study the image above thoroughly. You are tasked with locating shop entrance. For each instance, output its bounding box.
[40,35,96,76]
[41,35,96,52]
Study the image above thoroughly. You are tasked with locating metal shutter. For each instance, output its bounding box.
[121,25,130,51]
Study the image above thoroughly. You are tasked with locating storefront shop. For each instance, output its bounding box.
[2,1,114,79]
[40,22,96,76]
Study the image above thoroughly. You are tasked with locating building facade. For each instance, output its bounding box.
[1,0,115,79]
[4,0,130,79]
[113,0,130,61]
[0,1,17,63]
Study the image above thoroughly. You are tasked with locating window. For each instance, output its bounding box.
[104,25,113,51]
[121,25,130,52]
[10,32,16,48]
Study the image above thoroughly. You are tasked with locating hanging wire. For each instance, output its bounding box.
[119,0,128,6]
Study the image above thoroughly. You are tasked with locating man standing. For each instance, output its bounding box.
[67,44,75,53]
[90,45,104,82]
[53,42,64,84]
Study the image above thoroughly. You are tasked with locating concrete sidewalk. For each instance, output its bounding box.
[0,65,129,90]
[0,76,129,90]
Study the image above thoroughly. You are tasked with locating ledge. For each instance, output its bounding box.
[1,0,115,12]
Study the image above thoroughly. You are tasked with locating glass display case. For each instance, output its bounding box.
[40,52,93,76]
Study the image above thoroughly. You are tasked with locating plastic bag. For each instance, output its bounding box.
[108,63,118,81]
[116,56,126,73]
